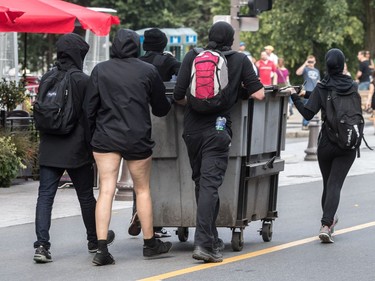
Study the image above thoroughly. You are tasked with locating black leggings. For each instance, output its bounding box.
[317,134,356,226]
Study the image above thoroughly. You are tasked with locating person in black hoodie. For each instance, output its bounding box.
[33,33,114,264]
[128,28,180,239]
[140,28,180,82]
[84,29,173,266]
[173,22,264,263]
[291,48,357,243]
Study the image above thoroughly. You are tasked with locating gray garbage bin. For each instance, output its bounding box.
[150,85,288,251]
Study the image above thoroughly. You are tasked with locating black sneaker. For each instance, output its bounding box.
[143,239,172,257]
[92,250,115,266]
[88,230,116,253]
[128,212,141,236]
[192,246,223,263]
[33,245,52,263]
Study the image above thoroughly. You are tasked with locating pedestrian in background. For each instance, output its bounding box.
[296,55,320,129]
[355,50,371,90]
[84,29,173,266]
[291,48,357,243]
[276,57,293,116]
[128,27,181,239]
[256,50,277,86]
[173,21,264,263]
[33,33,114,264]
[365,71,375,134]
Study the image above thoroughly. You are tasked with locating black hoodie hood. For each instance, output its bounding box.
[320,48,353,92]
[207,21,234,51]
[56,33,89,71]
[110,29,140,59]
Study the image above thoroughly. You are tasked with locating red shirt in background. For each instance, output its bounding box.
[256,60,276,85]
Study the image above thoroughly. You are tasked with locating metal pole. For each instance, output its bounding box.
[230,0,240,50]
[304,116,320,161]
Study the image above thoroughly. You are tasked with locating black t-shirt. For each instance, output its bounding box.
[359,60,371,83]
[174,49,263,134]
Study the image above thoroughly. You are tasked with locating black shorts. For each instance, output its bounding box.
[91,147,152,161]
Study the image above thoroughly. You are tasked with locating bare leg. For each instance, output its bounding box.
[127,156,153,239]
[93,152,121,240]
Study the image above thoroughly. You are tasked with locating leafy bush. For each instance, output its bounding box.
[0,79,26,112]
[0,136,24,187]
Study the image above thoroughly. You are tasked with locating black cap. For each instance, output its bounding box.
[143,28,168,52]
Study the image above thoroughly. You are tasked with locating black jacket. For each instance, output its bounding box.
[140,51,181,82]
[84,29,171,156]
[38,33,92,168]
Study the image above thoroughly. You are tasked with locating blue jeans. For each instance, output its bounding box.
[302,98,309,126]
[358,81,370,91]
[34,164,96,249]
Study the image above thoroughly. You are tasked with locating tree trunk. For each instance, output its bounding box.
[364,0,375,56]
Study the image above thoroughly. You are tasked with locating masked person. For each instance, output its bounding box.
[84,29,173,266]
[173,22,264,263]
[33,33,114,263]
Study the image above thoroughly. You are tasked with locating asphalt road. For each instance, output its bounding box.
[2,171,375,281]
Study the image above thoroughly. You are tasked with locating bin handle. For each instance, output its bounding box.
[263,156,277,170]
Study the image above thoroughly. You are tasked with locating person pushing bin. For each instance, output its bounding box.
[173,21,265,263]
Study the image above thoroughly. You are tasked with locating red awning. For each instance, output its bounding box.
[0,0,120,36]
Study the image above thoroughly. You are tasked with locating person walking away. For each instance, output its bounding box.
[173,21,265,263]
[291,48,357,243]
[365,71,375,134]
[33,33,114,263]
[296,55,320,129]
[276,57,293,116]
[84,29,173,266]
[256,50,277,86]
[355,50,371,90]
[128,28,181,239]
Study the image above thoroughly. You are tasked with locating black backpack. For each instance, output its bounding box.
[325,85,370,156]
[33,68,80,135]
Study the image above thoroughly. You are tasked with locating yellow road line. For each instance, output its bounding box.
[139,221,375,281]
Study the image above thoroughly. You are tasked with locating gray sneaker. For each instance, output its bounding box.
[319,225,334,243]
[33,245,52,263]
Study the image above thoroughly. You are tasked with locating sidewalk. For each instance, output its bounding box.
[1,112,375,228]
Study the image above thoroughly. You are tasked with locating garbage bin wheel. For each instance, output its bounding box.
[231,230,244,251]
[261,221,273,242]
[177,227,189,242]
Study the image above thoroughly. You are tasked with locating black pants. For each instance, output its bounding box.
[34,164,96,249]
[183,128,231,248]
[317,134,356,227]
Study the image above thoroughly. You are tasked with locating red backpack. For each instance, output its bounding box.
[187,48,235,114]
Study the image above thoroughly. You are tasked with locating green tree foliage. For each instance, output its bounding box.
[20,0,373,81]
[241,0,363,82]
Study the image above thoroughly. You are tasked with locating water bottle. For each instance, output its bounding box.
[215,117,226,131]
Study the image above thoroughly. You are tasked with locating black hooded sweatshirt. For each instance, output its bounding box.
[84,29,171,156]
[292,48,354,122]
[38,33,93,168]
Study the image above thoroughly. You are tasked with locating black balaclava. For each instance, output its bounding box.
[321,48,353,91]
[206,21,234,51]
[143,28,168,52]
